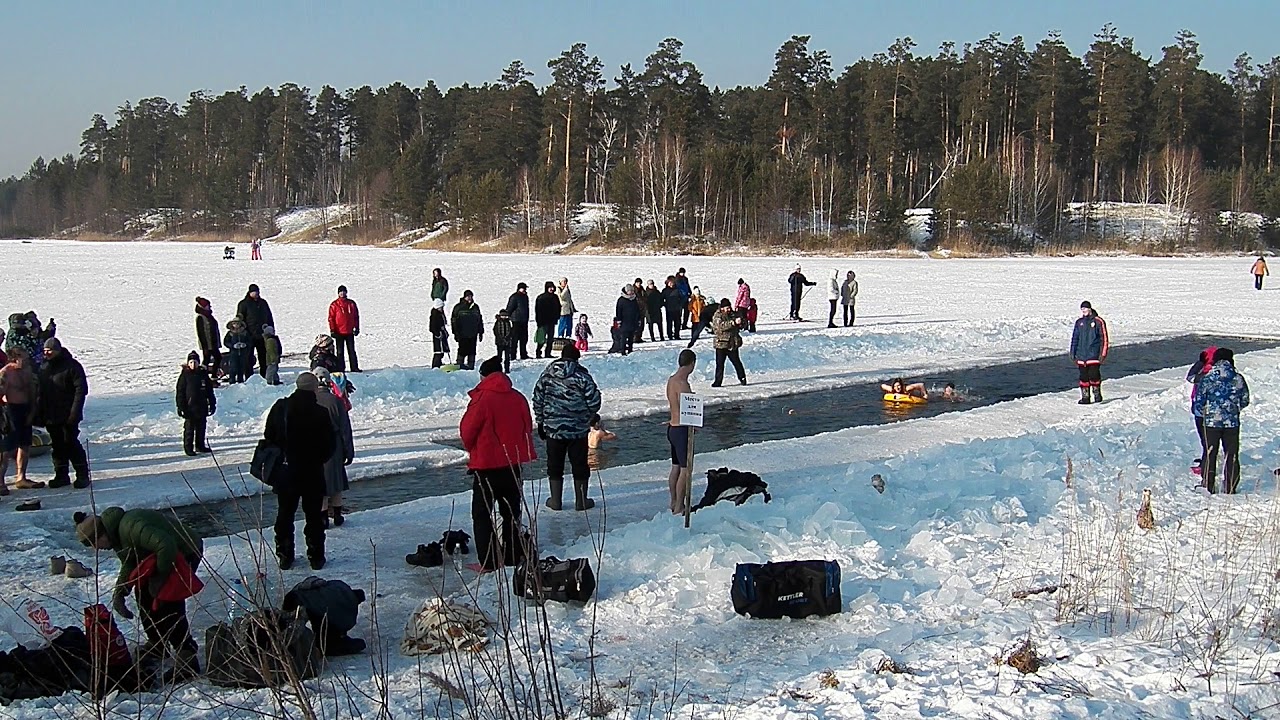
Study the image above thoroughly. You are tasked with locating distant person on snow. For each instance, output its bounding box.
[734,278,752,326]
[38,338,91,489]
[1070,301,1109,404]
[827,269,841,328]
[662,276,685,340]
[429,298,450,368]
[573,314,593,353]
[615,285,641,355]
[556,278,576,338]
[194,297,222,382]
[632,278,648,344]
[451,290,484,371]
[328,285,361,373]
[1187,345,1218,475]
[840,271,859,327]
[687,287,706,330]
[645,279,666,341]
[710,299,748,387]
[665,349,697,515]
[674,268,693,330]
[881,378,927,400]
[787,265,816,321]
[493,308,515,374]
[1251,256,1269,290]
[262,325,282,385]
[222,318,251,384]
[235,284,274,378]
[746,298,758,333]
[1194,347,1250,494]
[250,238,262,260]
[175,351,216,457]
[686,295,719,347]
[534,281,560,359]
[431,268,449,302]
[504,282,531,360]
[309,334,341,374]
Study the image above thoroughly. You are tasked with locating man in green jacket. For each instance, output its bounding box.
[76,506,204,679]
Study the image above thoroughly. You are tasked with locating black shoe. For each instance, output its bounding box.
[332,507,345,527]
[48,475,70,489]
[406,542,443,567]
[184,449,198,457]
[15,499,40,512]
[1077,396,1092,405]
[278,554,294,570]
[739,378,748,386]
[350,368,363,373]
[545,497,563,511]
[711,382,722,387]
[309,556,326,571]
[197,446,213,453]
[73,477,91,489]
[575,498,596,511]
[828,323,837,328]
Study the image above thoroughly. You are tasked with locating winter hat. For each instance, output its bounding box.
[463,289,474,298]
[43,337,62,352]
[1212,347,1235,365]
[561,345,581,361]
[1080,300,1092,309]
[623,285,635,297]
[517,282,528,290]
[195,296,211,308]
[498,308,509,317]
[795,264,802,271]
[433,298,445,310]
[296,372,319,391]
[312,367,333,385]
[248,283,260,294]
[315,334,333,347]
[478,356,504,377]
[545,281,556,292]
[73,511,105,546]
[338,285,348,294]
[186,351,200,363]
[262,325,276,336]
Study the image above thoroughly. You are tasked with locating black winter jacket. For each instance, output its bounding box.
[236,295,275,338]
[196,309,221,351]
[175,366,216,417]
[615,295,641,332]
[37,349,88,426]
[429,308,448,337]
[451,300,484,340]
[264,391,335,495]
[662,287,684,314]
[505,291,530,324]
[534,291,561,328]
[645,289,664,318]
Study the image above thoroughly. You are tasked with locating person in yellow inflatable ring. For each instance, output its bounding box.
[881,377,928,401]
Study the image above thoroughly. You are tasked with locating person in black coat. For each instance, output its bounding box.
[614,286,641,356]
[505,283,532,360]
[264,372,336,570]
[787,265,816,321]
[533,281,561,359]
[37,338,91,489]
[429,299,450,368]
[451,291,484,370]
[644,280,665,341]
[686,299,721,348]
[235,283,275,378]
[661,276,685,340]
[194,297,221,382]
[175,351,216,456]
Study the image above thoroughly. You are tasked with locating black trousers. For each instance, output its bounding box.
[1202,425,1241,494]
[618,327,635,355]
[498,344,516,373]
[681,305,691,329]
[789,291,802,319]
[47,422,89,480]
[1194,416,1207,457]
[843,303,856,326]
[828,299,838,325]
[535,324,555,358]
[666,310,681,340]
[202,348,222,377]
[275,488,326,560]
[1077,362,1102,387]
[137,554,200,650]
[1256,274,1265,290]
[648,318,665,341]
[714,348,747,385]
[545,436,590,487]
[333,333,359,371]
[182,417,208,452]
[456,337,478,369]
[251,337,266,377]
[686,322,707,347]
[471,466,524,571]
[513,322,529,359]
[432,332,450,368]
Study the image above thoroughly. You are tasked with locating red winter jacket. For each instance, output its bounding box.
[328,297,360,335]
[460,372,537,471]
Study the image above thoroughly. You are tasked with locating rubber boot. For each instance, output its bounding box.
[73,467,91,490]
[545,478,564,511]
[573,478,596,511]
[48,462,71,488]
[1092,385,1103,404]
[1077,387,1092,405]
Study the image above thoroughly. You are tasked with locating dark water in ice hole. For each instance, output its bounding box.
[174,334,1279,538]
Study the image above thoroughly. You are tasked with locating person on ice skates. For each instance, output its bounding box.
[1070,301,1109,404]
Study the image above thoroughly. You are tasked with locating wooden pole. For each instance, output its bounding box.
[684,428,695,528]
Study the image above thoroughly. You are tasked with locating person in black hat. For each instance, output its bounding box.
[235,283,275,378]
[38,338,91,488]
[534,281,560,359]
[505,282,531,360]
[1069,300,1109,404]
[328,285,361,372]
[175,351,216,456]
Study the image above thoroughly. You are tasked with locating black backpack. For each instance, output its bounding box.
[692,467,771,511]
[513,556,596,603]
[731,560,841,619]
[205,609,321,688]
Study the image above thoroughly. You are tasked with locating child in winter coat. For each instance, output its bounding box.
[574,314,592,353]
[263,325,282,386]
[223,318,252,383]
[310,334,341,373]
[429,298,450,368]
[746,299,758,333]
[493,309,515,373]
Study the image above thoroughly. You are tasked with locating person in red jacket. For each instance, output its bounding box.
[459,356,537,572]
[327,285,361,373]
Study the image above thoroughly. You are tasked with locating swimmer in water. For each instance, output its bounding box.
[942,382,960,401]
[880,377,928,400]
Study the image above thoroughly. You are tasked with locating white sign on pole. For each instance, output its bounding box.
[678,393,704,428]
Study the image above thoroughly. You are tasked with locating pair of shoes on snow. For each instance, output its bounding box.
[51,556,92,578]
[406,542,444,567]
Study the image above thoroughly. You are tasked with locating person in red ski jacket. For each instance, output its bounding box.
[327,285,361,373]
[459,357,537,571]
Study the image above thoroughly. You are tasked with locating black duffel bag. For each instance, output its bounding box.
[513,556,596,603]
[731,560,841,619]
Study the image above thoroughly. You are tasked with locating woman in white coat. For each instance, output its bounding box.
[827,270,841,328]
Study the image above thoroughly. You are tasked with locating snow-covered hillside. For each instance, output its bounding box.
[2,241,1280,717]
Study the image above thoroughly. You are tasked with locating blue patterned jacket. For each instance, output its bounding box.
[1193,361,1250,429]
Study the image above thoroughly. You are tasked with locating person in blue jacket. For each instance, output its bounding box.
[1070,301,1109,404]
[674,268,693,330]
[1193,347,1250,494]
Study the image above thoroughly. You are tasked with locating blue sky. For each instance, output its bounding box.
[2,0,1277,178]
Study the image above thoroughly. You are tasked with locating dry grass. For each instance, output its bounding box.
[1003,638,1041,675]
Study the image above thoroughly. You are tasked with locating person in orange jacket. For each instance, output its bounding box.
[1251,256,1269,290]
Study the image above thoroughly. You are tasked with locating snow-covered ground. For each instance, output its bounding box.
[2,241,1280,717]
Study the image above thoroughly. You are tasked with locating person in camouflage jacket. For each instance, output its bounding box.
[531,346,601,511]
[1192,348,1250,494]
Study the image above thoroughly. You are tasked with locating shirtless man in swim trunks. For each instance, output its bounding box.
[666,349,697,514]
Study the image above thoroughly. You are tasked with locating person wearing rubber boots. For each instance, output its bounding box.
[1069,301,1109,404]
[38,338,91,488]
[531,345,601,511]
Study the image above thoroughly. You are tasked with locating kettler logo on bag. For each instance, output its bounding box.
[731,560,842,619]
[777,592,805,602]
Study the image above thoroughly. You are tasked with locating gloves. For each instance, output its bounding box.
[353,329,360,336]
[537,425,547,441]
[112,591,133,621]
